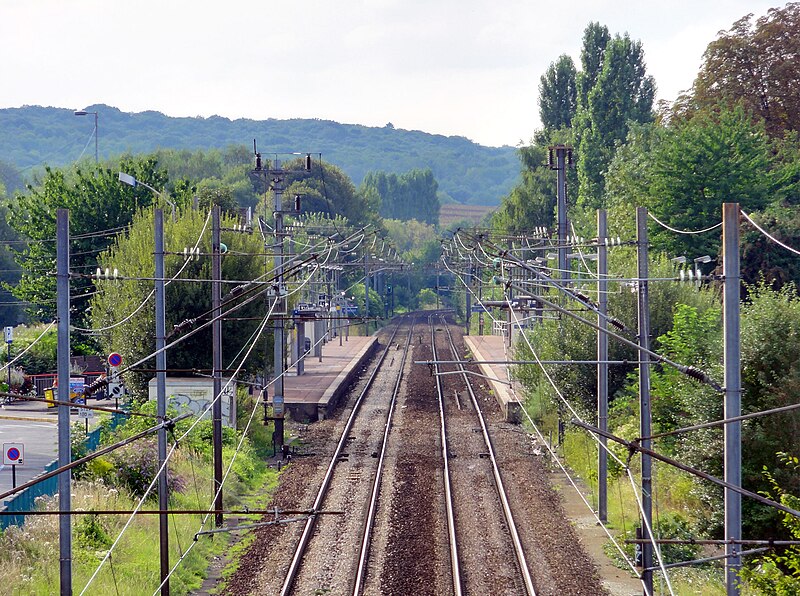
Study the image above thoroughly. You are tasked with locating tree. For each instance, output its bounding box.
[360,168,440,225]
[606,104,770,261]
[576,33,655,209]
[539,55,577,132]
[576,22,611,110]
[90,207,268,398]
[6,156,167,323]
[689,3,800,138]
[271,158,378,229]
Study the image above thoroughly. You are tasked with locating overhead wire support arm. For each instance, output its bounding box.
[497,275,723,392]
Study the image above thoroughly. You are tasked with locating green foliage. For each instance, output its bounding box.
[7,323,57,374]
[361,168,440,225]
[74,514,113,551]
[576,32,655,209]
[0,105,519,206]
[6,156,166,323]
[539,54,578,132]
[90,207,268,398]
[741,454,800,593]
[107,438,187,499]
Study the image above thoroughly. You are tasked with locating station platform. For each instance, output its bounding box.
[282,336,378,422]
[463,335,524,423]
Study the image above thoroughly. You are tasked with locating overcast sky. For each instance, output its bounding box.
[0,0,780,147]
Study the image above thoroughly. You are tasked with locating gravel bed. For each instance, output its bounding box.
[221,314,608,595]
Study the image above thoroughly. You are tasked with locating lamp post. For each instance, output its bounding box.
[74,110,98,163]
[118,172,176,221]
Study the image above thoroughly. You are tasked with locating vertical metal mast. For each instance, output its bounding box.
[597,208,608,523]
[723,203,742,595]
[57,209,72,596]
[212,206,224,527]
[273,159,286,449]
[636,207,653,594]
[154,209,170,595]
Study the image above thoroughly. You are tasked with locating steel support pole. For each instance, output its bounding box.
[154,209,170,595]
[364,253,369,335]
[556,146,569,283]
[597,209,608,522]
[636,207,653,594]
[465,266,471,335]
[57,209,72,596]
[723,203,742,595]
[273,160,285,449]
[211,206,224,527]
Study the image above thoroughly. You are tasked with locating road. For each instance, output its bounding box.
[0,401,59,495]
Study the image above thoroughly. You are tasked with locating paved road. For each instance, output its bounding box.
[0,398,107,496]
[0,403,58,495]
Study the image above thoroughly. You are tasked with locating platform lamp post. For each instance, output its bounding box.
[74,110,98,163]
[118,172,176,221]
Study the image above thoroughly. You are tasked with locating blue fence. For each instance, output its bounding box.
[0,412,127,530]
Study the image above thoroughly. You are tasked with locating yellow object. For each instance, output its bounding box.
[44,387,56,408]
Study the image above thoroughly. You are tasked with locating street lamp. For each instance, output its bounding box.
[118,172,176,221]
[74,110,98,163]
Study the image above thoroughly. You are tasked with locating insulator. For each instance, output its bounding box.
[112,268,119,279]
[304,153,312,171]
[95,267,102,279]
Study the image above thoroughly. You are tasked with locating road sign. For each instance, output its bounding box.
[4,326,12,343]
[108,352,123,367]
[78,408,93,419]
[3,443,24,465]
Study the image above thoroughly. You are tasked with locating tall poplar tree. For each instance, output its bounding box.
[538,54,577,132]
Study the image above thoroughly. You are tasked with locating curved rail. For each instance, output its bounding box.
[280,316,410,596]
[439,315,537,596]
[352,318,415,594]
[430,315,464,596]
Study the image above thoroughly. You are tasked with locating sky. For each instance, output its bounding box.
[0,0,781,147]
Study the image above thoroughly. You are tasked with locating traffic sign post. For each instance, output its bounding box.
[4,443,23,488]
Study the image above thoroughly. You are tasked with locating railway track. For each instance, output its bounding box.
[224,311,607,595]
[280,314,416,595]
[430,313,537,596]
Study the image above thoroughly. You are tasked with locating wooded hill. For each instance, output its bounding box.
[0,104,519,206]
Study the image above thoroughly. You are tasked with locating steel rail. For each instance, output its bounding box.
[352,319,415,594]
[431,315,465,596]
[279,316,407,596]
[439,315,537,596]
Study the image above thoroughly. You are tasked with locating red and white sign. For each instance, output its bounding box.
[108,352,123,367]
[3,443,24,466]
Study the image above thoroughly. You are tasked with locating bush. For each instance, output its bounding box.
[107,438,186,499]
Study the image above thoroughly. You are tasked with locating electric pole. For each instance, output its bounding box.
[212,206,224,527]
[57,209,72,596]
[636,207,653,594]
[549,145,572,283]
[154,209,170,594]
[723,203,742,595]
[597,208,608,523]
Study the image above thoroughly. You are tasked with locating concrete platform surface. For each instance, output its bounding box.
[283,336,378,421]
[463,335,523,423]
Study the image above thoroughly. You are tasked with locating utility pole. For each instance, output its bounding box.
[636,207,653,594]
[364,252,370,335]
[154,209,170,595]
[211,206,223,527]
[549,145,572,283]
[56,209,72,596]
[465,263,471,335]
[723,203,742,595]
[272,158,286,450]
[597,209,608,523]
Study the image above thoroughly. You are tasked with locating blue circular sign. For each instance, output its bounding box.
[108,352,123,367]
[7,447,20,462]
